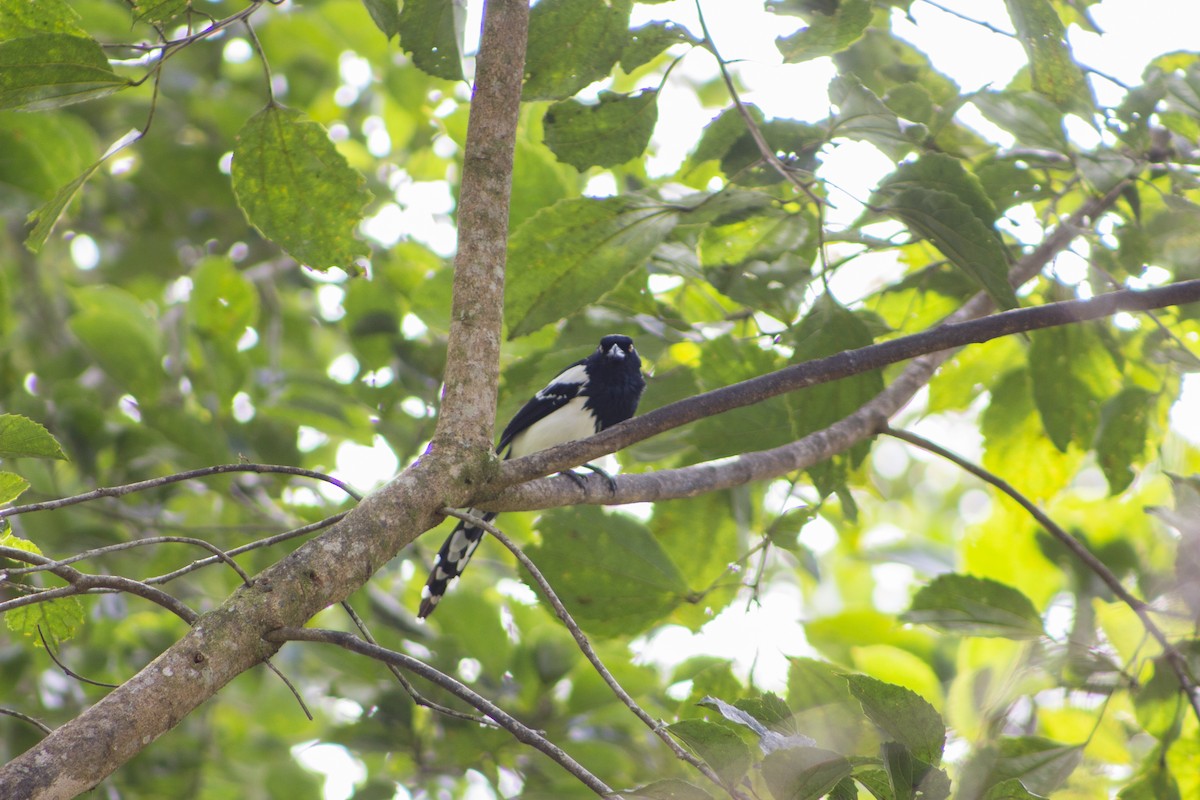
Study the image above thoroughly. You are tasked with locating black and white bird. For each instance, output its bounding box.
[418,334,646,619]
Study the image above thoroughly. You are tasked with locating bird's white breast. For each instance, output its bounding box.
[507,395,597,459]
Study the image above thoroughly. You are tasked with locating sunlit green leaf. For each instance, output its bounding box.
[0,414,67,460]
[0,472,30,504]
[1003,0,1091,111]
[505,196,677,338]
[232,104,372,270]
[904,573,1045,639]
[5,595,85,647]
[774,0,872,63]
[0,33,130,111]
[1029,322,1122,452]
[543,89,659,169]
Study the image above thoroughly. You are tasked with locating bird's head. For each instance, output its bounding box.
[597,334,636,361]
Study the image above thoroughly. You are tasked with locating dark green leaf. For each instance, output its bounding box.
[982,779,1042,800]
[760,746,853,800]
[362,0,401,40]
[903,573,1045,639]
[397,0,461,79]
[527,506,689,637]
[1003,0,1091,111]
[829,75,914,160]
[880,152,1000,229]
[232,105,373,270]
[0,33,129,111]
[0,414,67,460]
[775,0,872,63]
[883,187,1018,310]
[667,719,753,786]
[625,779,714,800]
[0,111,97,200]
[1094,387,1152,494]
[621,21,699,72]
[845,674,946,766]
[991,737,1083,796]
[523,0,630,100]
[543,89,659,169]
[505,196,677,338]
[1028,323,1121,452]
[189,257,260,342]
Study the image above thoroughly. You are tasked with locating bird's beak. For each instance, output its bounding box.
[606,343,625,360]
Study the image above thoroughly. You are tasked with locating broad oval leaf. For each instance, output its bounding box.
[0,414,67,460]
[845,674,946,766]
[397,0,462,80]
[232,104,373,271]
[543,89,659,170]
[505,196,677,338]
[523,0,630,101]
[666,719,752,787]
[0,33,129,111]
[774,0,871,63]
[760,745,853,800]
[526,506,689,637]
[904,573,1045,639]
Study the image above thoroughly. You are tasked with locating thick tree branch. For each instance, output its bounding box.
[486,277,1200,510]
[433,0,527,454]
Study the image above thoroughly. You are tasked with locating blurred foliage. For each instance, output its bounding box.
[2,0,1200,798]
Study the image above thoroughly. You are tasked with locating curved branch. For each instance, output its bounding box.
[488,276,1200,510]
[0,463,360,521]
[885,426,1200,723]
[265,627,615,798]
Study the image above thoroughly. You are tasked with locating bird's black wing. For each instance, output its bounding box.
[496,359,589,456]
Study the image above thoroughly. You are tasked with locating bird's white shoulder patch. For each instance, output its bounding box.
[507,395,598,459]
[536,363,589,398]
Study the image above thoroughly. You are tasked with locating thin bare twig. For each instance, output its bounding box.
[884,427,1200,723]
[0,463,360,521]
[38,628,119,689]
[262,659,313,721]
[440,508,749,800]
[4,536,251,587]
[339,600,495,726]
[0,708,52,736]
[266,627,616,798]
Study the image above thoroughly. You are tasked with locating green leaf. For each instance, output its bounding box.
[361,0,401,40]
[396,0,462,80]
[983,779,1043,800]
[0,472,30,504]
[699,695,815,752]
[0,414,67,460]
[523,0,631,101]
[880,152,1000,229]
[131,0,190,25]
[190,256,260,342]
[232,105,373,270]
[991,737,1084,796]
[829,75,914,160]
[526,506,689,637]
[666,719,752,786]
[972,91,1069,154]
[1003,0,1091,111]
[883,187,1018,310]
[543,89,659,169]
[760,746,853,800]
[0,0,87,38]
[621,21,699,72]
[1028,323,1121,452]
[68,288,163,402]
[0,33,130,111]
[774,0,872,63]
[904,573,1045,639]
[1094,386,1152,494]
[0,111,97,200]
[845,674,946,766]
[5,595,85,647]
[626,779,714,800]
[505,196,677,338]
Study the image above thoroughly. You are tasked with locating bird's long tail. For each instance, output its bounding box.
[418,510,497,618]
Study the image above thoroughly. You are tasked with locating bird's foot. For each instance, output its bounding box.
[559,463,619,494]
